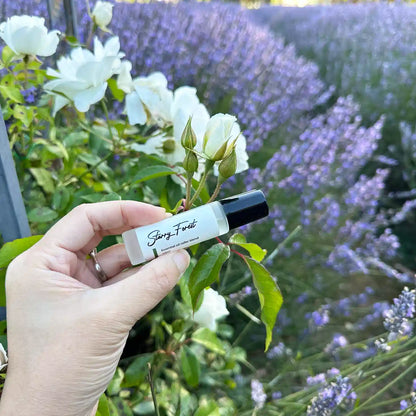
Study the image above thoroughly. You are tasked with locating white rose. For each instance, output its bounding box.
[44,36,124,114]
[0,342,8,371]
[92,1,113,30]
[234,132,249,173]
[203,113,239,161]
[131,85,210,183]
[117,61,172,125]
[170,86,209,149]
[0,15,60,58]
[193,288,229,332]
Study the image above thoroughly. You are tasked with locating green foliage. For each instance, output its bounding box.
[194,400,220,416]
[96,394,111,416]
[191,328,226,355]
[244,257,283,351]
[132,165,178,184]
[229,233,267,262]
[123,354,153,388]
[0,270,5,308]
[180,345,200,387]
[188,243,231,311]
[0,235,43,268]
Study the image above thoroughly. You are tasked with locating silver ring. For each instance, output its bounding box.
[89,248,108,283]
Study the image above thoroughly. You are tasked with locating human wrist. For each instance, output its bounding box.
[0,372,97,416]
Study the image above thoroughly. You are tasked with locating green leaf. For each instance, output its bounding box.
[132,165,177,184]
[123,353,152,388]
[191,327,225,355]
[1,46,15,66]
[179,261,195,308]
[190,243,199,256]
[194,400,221,416]
[52,188,71,212]
[29,167,55,194]
[78,153,102,166]
[0,269,6,307]
[13,105,34,126]
[65,35,81,46]
[80,194,102,203]
[111,397,133,416]
[245,257,283,351]
[108,78,125,102]
[63,131,89,147]
[27,207,58,223]
[107,367,124,396]
[96,394,110,416]
[107,397,120,416]
[0,235,43,268]
[229,233,267,262]
[0,335,7,351]
[100,192,122,202]
[35,140,69,160]
[132,400,154,415]
[188,244,230,311]
[0,85,22,103]
[180,345,200,388]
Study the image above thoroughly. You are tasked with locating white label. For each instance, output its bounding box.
[135,204,220,260]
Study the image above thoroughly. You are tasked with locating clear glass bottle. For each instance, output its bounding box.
[122,190,268,265]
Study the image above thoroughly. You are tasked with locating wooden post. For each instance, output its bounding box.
[0,111,31,242]
[47,0,78,38]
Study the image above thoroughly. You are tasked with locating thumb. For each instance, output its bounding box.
[97,249,190,326]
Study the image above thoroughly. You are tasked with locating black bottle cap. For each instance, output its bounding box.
[219,190,269,230]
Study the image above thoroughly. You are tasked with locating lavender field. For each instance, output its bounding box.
[0,1,415,415]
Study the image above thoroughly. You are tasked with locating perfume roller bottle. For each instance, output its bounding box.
[122,190,268,265]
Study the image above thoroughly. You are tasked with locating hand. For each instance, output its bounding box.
[0,201,190,416]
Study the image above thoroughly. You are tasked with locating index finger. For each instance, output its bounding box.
[42,200,166,252]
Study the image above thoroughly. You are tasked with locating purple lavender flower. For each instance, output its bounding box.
[266,342,287,359]
[401,399,409,410]
[251,379,267,409]
[272,391,282,401]
[383,287,416,340]
[297,292,308,304]
[325,333,348,355]
[243,286,253,295]
[256,4,416,129]
[375,338,392,353]
[21,86,37,104]
[307,373,326,386]
[391,199,416,224]
[106,2,326,152]
[307,307,330,329]
[327,368,340,378]
[352,346,377,363]
[228,285,254,303]
[354,302,390,331]
[307,376,355,416]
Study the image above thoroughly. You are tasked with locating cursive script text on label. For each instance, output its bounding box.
[147,219,198,247]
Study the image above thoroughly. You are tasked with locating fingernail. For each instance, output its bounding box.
[173,250,190,274]
[165,212,173,218]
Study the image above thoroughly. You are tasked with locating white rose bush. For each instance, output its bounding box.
[44,36,124,114]
[91,0,113,31]
[193,288,230,332]
[0,5,282,415]
[0,15,59,58]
